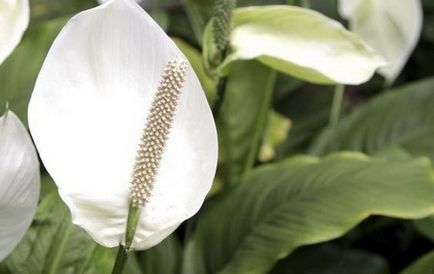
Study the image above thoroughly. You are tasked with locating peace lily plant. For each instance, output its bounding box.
[0,110,40,262]
[3,0,426,273]
[28,0,217,270]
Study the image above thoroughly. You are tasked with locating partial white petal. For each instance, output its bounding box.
[339,0,423,83]
[28,0,217,249]
[0,111,40,261]
[0,0,29,64]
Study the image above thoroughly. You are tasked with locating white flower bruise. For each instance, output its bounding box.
[130,57,188,208]
[0,0,29,64]
[28,0,218,250]
[0,111,40,261]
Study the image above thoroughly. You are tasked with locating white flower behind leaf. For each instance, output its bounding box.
[0,110,40,261]
[338,0,423,84]
[0,0,29,64]
[28,0,217,250]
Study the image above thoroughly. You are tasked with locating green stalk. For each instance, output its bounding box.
[111,204,140,274]
[212,76,227,119]
[124,205,140,251]
[329,84,345,127]
[111,246,129,274]
[241,71,276,178]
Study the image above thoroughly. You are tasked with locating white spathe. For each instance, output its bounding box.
[0,0,29,64]
[0,111,40,261]
[338,0,423,84]
[28,0,218,250]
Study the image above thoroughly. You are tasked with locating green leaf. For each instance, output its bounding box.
[204,6,386,85]
[274,82,334,157]
[136,236,182,274]
[0,18,66,126]
[150,10,170,30]
[414,216,434,242]
[338,0,423,84]
[30,0,93,24]
[183,0,214,44]
[400,251,434,274]
[173,38,216,102]
[270,244,389,274]
[1,193,114,274]
[310,78,434,159]
[182,152,434,274]
[218,61,276,183]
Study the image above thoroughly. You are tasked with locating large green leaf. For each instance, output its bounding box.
[1,193,114,274]
[218,61,276,183]
[182,152,434,274]
[0,18,66,125]
[400,251,434,274]
[338,0,423,84]
[270,244,389,274]
[310,78,434,159]
[204,6,386,85]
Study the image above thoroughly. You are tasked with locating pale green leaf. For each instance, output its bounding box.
[204,6,386,85]
[182,0,286,44]
[339,0,423,84]
[310,78,434,159]
[182,152,434,274]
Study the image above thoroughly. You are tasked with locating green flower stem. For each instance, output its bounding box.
[329,84,345,127]
[111,204,140,274]
[241,70,276,179]
[112,246,129,274]
[125,204,140,250]
[212,76,227,119]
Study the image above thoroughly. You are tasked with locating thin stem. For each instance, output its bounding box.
[212,77,227,119]
[124,205,140,251]
[329,84,345,127]
[111,204,139,274]
[241,71,277,179]
[111,246,129,274]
